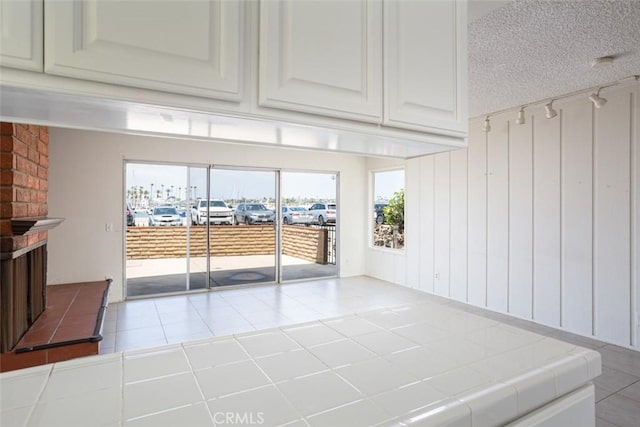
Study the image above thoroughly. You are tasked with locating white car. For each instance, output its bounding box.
[150,206,181,226]
[191,199,234,225]
[282,206,314,225]
[308,203,336,225]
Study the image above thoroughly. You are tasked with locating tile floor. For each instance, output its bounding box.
[14,277,640,426]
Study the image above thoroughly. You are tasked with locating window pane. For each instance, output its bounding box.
[373,170,404,249]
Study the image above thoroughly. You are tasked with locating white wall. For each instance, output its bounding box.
[366,80,640,348]
[48,129,367,302]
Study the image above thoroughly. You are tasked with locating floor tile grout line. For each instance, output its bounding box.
[604,378,640,404]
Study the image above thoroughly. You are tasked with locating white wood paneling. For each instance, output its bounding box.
[450,148,468,301]
[418,155,435,293]
[468,119,488,306]
[434,153,451,296]
[45,0,244,100]
[594,89,631,345]
[533,114,561,326]
[561,101,593,335]
[383,0,467,135]
[365,81,640,350]
[0,0,43,71]
[487,115,509,311]
[405,159,420,288]
[260,0,382,122]
[634,84,640,347]
[508,114,533,319]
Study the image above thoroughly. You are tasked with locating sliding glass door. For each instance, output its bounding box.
[125,162,338,298]
[125,163,193,297]
[208,168,277,287]
[281,172,338,281]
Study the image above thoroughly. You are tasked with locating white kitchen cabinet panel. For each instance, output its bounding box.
[259,0,382,122]
[44,0,244,100]
[384,0,467,135]
[0,0,43,71]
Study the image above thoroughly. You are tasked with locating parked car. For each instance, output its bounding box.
[374,202,388,224]
[191,199,234,225]
[308,203,336,225]
[234,203,274,224]
[126,203,134,226]
[282,206,314,225]
[150,206,182,226]
[133,211,150,227]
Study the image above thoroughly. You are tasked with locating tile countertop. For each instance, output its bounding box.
[0,299,601,427]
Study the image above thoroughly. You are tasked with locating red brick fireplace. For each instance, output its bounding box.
[1,122,111,372]
[1,122,51,354]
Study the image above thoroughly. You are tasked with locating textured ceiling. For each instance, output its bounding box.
[468,0,640,118]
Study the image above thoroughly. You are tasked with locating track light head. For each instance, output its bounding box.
[589,90,607,108]
[544,101,558,119]
[482,116,491,132]
[516,107,526,125]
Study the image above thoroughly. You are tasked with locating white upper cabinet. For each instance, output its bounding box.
[259,0,382,122]
[0,0,43,71]
[44,0,244,101]
[384,0,467,135]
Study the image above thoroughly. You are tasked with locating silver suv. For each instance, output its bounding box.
[234,203,275,224]
[308,203,336,225]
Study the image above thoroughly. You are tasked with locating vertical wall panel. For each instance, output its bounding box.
[450,148,468,301]
[533,114,561,326]
[405,158,421,288]
[468,119,488,306]
[634,84,640,347]
[434,152,451,296]
[561,100,593,335]
[594,89,631,345]
[487,115,509,311]
[508,114,534,319]
[418,155,435,293]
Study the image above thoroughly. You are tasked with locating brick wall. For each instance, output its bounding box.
[0,122,49,253]
[282,225,327,264]
[126,225,326,263]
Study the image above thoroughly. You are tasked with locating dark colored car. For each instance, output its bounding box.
[374,203,388,224]
[126,204,134,226]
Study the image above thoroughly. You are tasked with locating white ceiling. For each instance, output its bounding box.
[468,0,640,118]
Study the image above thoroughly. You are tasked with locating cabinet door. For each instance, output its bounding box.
[0,0,43,71]
[259,0,382,122]
[384,0,467,135]
[45,0,244,101]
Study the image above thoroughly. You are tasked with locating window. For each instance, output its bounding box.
[372,169,404,249]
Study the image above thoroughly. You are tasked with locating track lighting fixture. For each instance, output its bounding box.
[544,101,558,119]
[589,90,607,108]
[482,116,491,132]
[478,76,632,129]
